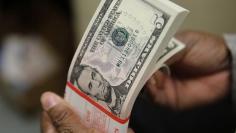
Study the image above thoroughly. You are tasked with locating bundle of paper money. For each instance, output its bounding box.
[65,0,189,132]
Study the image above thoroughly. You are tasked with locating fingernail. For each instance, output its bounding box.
[41,92,60,111]
[150,77,156,86]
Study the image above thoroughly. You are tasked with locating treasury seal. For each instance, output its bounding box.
[112,28,129,46]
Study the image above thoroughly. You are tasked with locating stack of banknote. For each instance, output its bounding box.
[65,0,189,132]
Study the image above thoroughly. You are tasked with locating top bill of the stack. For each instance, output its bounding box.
[66,0,189,119]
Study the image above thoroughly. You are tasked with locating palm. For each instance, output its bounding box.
[147,31,230,109]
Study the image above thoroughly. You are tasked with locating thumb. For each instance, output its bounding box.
[41,92,99,133]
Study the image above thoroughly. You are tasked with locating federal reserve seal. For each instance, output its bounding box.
[112,28,129,46]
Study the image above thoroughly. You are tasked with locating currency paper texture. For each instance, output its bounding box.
[65,0,188,132]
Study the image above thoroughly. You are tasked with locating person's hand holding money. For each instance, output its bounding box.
[40,92,134,133]
[146,30,231,109]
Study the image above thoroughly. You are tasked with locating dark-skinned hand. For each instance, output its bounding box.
[146,30,231,110]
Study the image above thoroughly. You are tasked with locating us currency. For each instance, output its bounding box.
[65,0,188,131]
[146,38,185,79]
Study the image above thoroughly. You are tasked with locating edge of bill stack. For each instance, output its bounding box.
[121,0,189,118]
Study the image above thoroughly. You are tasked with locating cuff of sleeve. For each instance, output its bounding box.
[224,34,236,107]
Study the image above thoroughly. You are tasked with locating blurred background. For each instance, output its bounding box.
[0,0,74,132]
[0,0,235,133]
[72,0,236,39]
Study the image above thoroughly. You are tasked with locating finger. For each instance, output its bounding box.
[147,71,165,89]
[41,92,100,133]
[173,70,230,109]
[175,30,200,45]
[146,71,179,108]
[146,72,162,99]
[41,112,56,133]
[128,128,135,133]
[174,30,229,76]
[146,71,170,105]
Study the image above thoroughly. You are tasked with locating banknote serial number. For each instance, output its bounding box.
[116,29,139,68]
